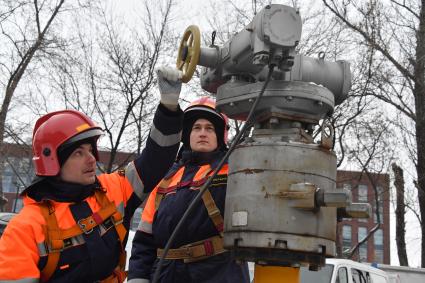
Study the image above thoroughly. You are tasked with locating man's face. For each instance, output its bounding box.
[190,118,218,153]
[59,143,97,185]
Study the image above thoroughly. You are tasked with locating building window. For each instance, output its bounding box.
[337,267,348,283]
[358,227,368,262]
[373,186,384,224]
[359,215,368,223]
[342,225,352,253]
[13,198,24,213]
[2,162,14,193]
[376,186,384,200]
[352,269,368,283]
[358,184,368,202]
[2,175,13,193]
[356,184,368,223]
[2,158,34,193]
[343,183,352,191]
[374,229,384,263]
[373,202,384,224]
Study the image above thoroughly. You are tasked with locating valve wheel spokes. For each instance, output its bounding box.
[176,25,200,83]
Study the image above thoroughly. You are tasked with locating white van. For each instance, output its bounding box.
[248,258,390,283]
[300,259,390,283]
[371,262,425,283]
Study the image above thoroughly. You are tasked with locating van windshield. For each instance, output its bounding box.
[300,264,334,283]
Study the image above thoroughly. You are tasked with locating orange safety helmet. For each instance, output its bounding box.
[32,110,103,176]
[182,97,229,149]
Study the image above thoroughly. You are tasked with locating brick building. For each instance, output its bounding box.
[0,143,32,212]
[336,170,391,264]
[0,142,135,212]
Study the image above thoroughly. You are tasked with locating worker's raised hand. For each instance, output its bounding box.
[157,66,183,111]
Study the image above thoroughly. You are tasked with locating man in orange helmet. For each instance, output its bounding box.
[0,67,184,283]
[128,96,250,283]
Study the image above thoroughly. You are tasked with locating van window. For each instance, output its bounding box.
[352,268,370,283]
[336,267,348,283]
[300,264,334,283]
[369,273,388,283]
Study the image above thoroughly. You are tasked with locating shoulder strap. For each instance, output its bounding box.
[199,164,227,237]
[199,166,225,237]
[93,190,127,272]
[39,202,62,282]
[201,188,224,237]
[155,177,173,210]
[38,191,128,282]
[154,166,186,210]
[93,190,127,246]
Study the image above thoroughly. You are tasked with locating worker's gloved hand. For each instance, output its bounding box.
[157,66,183,111]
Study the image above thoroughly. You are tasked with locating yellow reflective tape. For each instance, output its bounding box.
[76,123,90,132]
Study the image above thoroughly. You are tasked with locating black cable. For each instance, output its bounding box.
[152,64,275,283]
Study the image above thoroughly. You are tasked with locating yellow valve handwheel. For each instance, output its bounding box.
[176,25,201,83]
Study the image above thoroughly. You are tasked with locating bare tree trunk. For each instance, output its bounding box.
[336,224,343,258]
[0,0,65,204]
[392,163,409,266]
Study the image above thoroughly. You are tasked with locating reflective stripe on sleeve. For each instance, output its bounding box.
[117,201,125,216]
[1,278,39,283]
[138,221,152,234]
[149,124,182,147]
[37,242,48,257]
[126,162,146,200]
[127,278,150,283]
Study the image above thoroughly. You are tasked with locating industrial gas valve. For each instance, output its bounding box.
[176,3,359,270]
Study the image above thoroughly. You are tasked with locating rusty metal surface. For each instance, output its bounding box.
[224,231,336,262]
[338,203,371,219]
[286,183,316,210]
[224,139,339,261]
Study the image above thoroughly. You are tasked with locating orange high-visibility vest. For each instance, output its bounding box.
[140,164,228,235]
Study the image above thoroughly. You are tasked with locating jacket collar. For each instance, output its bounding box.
[23,177,100,203]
